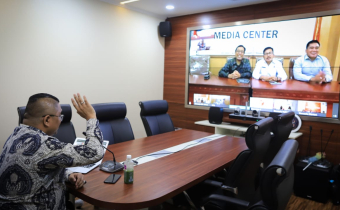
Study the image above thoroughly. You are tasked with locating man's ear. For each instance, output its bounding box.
[42,115,50,127]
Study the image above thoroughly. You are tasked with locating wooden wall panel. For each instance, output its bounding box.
[164,0,340,164]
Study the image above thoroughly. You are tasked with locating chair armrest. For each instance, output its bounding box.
[203,179,237,194]
[202,179,223,188]
[207,194,250,209]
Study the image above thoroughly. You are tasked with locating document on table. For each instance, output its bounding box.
[67,138,109,174]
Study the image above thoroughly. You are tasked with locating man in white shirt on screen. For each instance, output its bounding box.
[252,47,287,82]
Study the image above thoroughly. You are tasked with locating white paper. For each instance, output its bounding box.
[123,134,226,166]
[67,138,109,174]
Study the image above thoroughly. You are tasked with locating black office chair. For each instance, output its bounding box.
[205,139,298,210]
[92,103,134,145]
[17,106,26,125]
[289,57,299,80]
[185,117,274,209]
[17,104,76,144]
[263,111,295,168]
[139,100,175,136]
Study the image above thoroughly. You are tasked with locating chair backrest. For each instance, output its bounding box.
[224,117,273,201]
[92,103,134,145]
[263,111,295,168]
[139,100,175,137]
[249,140,298,210]
[17,106,26,126]
[289,57,299,80]
[17,104,76,144]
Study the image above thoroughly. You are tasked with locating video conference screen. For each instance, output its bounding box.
[193,94,230,107]
[187,13,340,119]
[249,97,339,118]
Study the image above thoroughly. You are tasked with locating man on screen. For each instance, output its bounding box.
[197,39,206,50]
[293,40,333,84]
[252,47,287,82]
[218,45,252,79]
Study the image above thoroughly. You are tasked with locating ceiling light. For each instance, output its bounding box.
[166,5,174,10]
[120,0,139,4]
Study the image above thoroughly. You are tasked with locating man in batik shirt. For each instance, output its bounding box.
[219,45,252,79]
[0,93,104,210]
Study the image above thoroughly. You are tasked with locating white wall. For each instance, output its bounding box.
[0,0,165,149]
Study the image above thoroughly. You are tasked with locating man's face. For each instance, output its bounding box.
[263,49,274,63]
[306,43,320,59]
[235,47,245,61]
[48,104,62,136]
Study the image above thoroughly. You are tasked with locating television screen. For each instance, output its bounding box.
[249,97,337,118]
[193,94,230,107]
[186,13,340,119]
[249,97,274,111]
[273,99,298,112]
[297,101,327,117]
[332,103,339,118]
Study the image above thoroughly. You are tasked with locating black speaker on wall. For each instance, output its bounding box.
[209,107,223,124]
[159,21,172,37]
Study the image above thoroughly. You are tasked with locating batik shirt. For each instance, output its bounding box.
[0,119,104,210]
[218,58,252,78]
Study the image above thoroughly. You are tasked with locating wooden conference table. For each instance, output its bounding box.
[189,75,339,102]
[67,129,247,210]
[189,75,340,114]
[188,75,250,106]
[252,79,340,102]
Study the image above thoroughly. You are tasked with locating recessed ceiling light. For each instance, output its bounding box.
[120,0,139,4]
[166,5,174,10]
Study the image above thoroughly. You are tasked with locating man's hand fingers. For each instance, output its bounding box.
[76,181,85,189]
[76,93,83,105]
[76,178,83,188]
[69,174,76,184]
[71,98,78,110]
[74,173,85,189]
[83,96,89,106]
[73,94,81,106]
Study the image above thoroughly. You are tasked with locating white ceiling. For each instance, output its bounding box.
[101,0,278,20]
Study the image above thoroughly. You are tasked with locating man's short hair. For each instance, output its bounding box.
[235,45,246,53]
[263,47,274,54]
[25,93,59,119]
[306,40,320,49]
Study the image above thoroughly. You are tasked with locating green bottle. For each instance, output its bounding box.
[124,155,134,184]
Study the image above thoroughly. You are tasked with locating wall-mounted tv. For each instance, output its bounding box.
[250,97,336,118]
[193,94,230,107]
[185,11,340,121]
